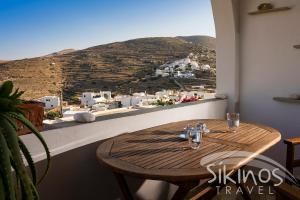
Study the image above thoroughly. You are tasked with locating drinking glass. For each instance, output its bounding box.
[196,122,210,134]
[183,124,192,139]
[227,113,240,132]
[188,128,202,150]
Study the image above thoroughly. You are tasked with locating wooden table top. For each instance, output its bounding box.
[97,119,281,182]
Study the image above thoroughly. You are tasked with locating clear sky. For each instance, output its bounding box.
[0,0,215,60]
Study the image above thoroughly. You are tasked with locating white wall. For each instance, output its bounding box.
[213,0,300,164]
[239,0,300,164]
[24,100,227,200]
[212,0,240,112]
[22,100,227,163]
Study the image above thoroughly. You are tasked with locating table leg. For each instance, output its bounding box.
[113,172,134,200]
[171,181,199,200]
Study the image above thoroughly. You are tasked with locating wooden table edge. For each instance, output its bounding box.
[96,120,282,182]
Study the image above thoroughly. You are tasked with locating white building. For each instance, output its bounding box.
[201,64,211,71]
[115,93,157,108]
[155,69,164,77]
[155,90,176,99]
[80,91,112,107]
[80,92,105,107]
[161,72,169,77]
[190,61,200,70]
[91,103,107,111]
[167,95,180,102]
[114,95,139,108]
[132,92,146,97]
[164,67,170,73]
[174,71,195,78]
[191,85,205,90]
[38,96,60,110]
[100,91,112,100]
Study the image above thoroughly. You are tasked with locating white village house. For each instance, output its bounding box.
[156,55,207,78]
[114,95,139,107]
[37,96,60,110]
[155,69,164,76]
[80,91,112,107]
[201,64,211,71]
[190,61,200,70]
[174,71,195,78]
[155,69,169,77]
[115,92,157,108]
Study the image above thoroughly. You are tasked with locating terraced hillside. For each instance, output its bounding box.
[0,35,216,101]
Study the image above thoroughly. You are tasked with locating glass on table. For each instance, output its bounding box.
[196,122,210,134]
[188,127,202,150]
[227,113,240,132]
[182,124,192,139]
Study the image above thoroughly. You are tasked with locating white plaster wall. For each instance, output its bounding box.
[21,100,227,163]
[238,0,300,164]
[213,0,300,164]
[212,0,240,112]
[25,100,227,200]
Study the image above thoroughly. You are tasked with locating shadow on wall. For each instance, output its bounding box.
[36,140,175,200]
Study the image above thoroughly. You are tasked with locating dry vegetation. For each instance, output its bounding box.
[0,36,216,101]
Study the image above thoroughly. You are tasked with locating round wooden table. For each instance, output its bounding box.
[97,119,281,200]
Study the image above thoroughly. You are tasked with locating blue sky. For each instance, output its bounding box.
[0,0,215,60]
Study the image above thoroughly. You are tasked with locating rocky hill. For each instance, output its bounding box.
[0,36,216,101]
[46,49,77,57]
[176,35,216,49]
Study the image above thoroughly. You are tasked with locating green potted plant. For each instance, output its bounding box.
[0,81,50,200]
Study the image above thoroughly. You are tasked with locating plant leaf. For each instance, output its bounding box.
[0,118,36,199]
[0,81,13,97]
[8,112,50,183]
[0,128,16,200]
[0,173,6,200]
[18,138,37,185]
[10,89,24,100]
[0,113,19,132]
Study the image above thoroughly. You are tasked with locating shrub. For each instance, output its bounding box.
[45,111,61,120]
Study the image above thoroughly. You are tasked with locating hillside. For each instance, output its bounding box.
[0,36,216,101]
[176,35,216,49]
[46,49,77,57]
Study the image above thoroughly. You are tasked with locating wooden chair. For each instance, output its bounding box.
[284,138,300,174]
[273,138,300,199]
[274,182,300,200]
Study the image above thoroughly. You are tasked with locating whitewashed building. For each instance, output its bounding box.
[190,61,200,70]
[115,93,157,108]
[100,91,112,100]
[80,91,112,107]
[180,91,204,99]
[161,72,169,77]
[155,69,164,77]
[91,103,107,111]
[38,96,60,110]
[81,92,105,107]
[174,71,195,78]
[201,64,211,71]
[155,90,176,99]
[114,95,139,108]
